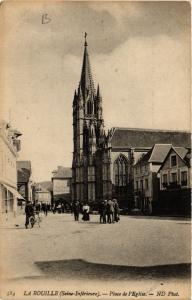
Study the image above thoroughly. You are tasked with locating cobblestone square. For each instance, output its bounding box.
[1,213,191,299]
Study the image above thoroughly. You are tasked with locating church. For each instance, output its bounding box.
[71,35,112,205]
[71,36,190,210]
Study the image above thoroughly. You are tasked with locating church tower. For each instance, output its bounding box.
[72,34,112,204]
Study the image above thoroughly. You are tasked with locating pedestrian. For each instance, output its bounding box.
[99,200,107,223]
[82,203,90,221]
[25,201,34,229]
[35,202,40,216]
[73,200,80,221]
[106,199,115,223]
[113,198,120,222]
[42,203,45,214]
[99,201,103,223]
[44,203,48,216]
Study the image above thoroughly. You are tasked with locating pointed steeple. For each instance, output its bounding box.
[96,84,102,100]
[95,84,103,119]
[77,85,84,110]
[73,90,77,107]
[80,33,95,99]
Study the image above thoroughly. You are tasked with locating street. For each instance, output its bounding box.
[1,212,191,300]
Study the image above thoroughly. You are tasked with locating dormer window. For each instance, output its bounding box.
[170,155,177,167]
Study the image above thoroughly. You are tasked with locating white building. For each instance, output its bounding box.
[159,147,191,190]
[35,181,52,204]
[0,120,24,216]
[133,144,172,214]
[52,166,72,203]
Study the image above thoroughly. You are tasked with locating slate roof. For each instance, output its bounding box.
[174,147,188,159]
[110,127,191,149]
[36,181,53,192]
[52,167,72,179]
[135,144,172,166]
[136,144,190,167]
[159,147,191,171]
[17,161,31,171]
[17,161,31,183]
[149,144,172,163]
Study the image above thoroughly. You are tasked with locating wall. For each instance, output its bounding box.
[53,178,70,196]
[133,161,162,214]
[160,149,190,189]
[0,135,17,188]
[36,191,51,203]
[134,162,152,197]
[0,131,18,215]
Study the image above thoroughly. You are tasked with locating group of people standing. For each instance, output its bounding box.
[72,199,120,224]
[72,201,90,221]
[35,202,50,216]
[99,199,120,224]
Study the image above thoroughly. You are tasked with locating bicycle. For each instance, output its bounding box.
[29,212,42,228]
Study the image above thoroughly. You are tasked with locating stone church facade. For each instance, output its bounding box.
[71,37,112,204]
[72,37,191,209]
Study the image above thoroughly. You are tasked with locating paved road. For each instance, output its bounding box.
[1,212,191,300]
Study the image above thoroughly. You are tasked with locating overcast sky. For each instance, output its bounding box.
[1,1,191,182]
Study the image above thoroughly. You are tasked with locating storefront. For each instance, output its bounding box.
[0,182,24,216]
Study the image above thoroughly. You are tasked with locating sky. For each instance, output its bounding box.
[1,1,191,182]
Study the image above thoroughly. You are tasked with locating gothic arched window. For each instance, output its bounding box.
[87,101,93,115]
[114,155,128,186]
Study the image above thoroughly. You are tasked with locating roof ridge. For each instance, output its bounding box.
[149,145,156,162]
[153,143,172,146]
[112,127,191,133]
[172,146,188,161]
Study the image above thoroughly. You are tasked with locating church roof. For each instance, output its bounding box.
[52,166,72,179]
[80,34,95,98]
[110,127,191,149]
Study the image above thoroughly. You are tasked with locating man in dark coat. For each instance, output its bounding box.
[113,199,120,222]
[99,200,107,223]
[106,199,115,224]
[35,202,41,215]
[73,200,80,221]
[25,201,34,229]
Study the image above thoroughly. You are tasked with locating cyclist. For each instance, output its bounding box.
[25,201,34,229]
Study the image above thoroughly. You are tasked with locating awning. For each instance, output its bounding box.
[2,183,25,200]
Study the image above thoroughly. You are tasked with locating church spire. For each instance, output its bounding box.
[96,84,103,119]
[80,33,95,99]
[96,84,102,100]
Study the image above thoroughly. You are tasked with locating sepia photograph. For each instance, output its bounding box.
[0,1,191,299]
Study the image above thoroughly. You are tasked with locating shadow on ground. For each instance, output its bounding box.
[127,216,191,221]
[34,259,191,281]
[0,227,26,230]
